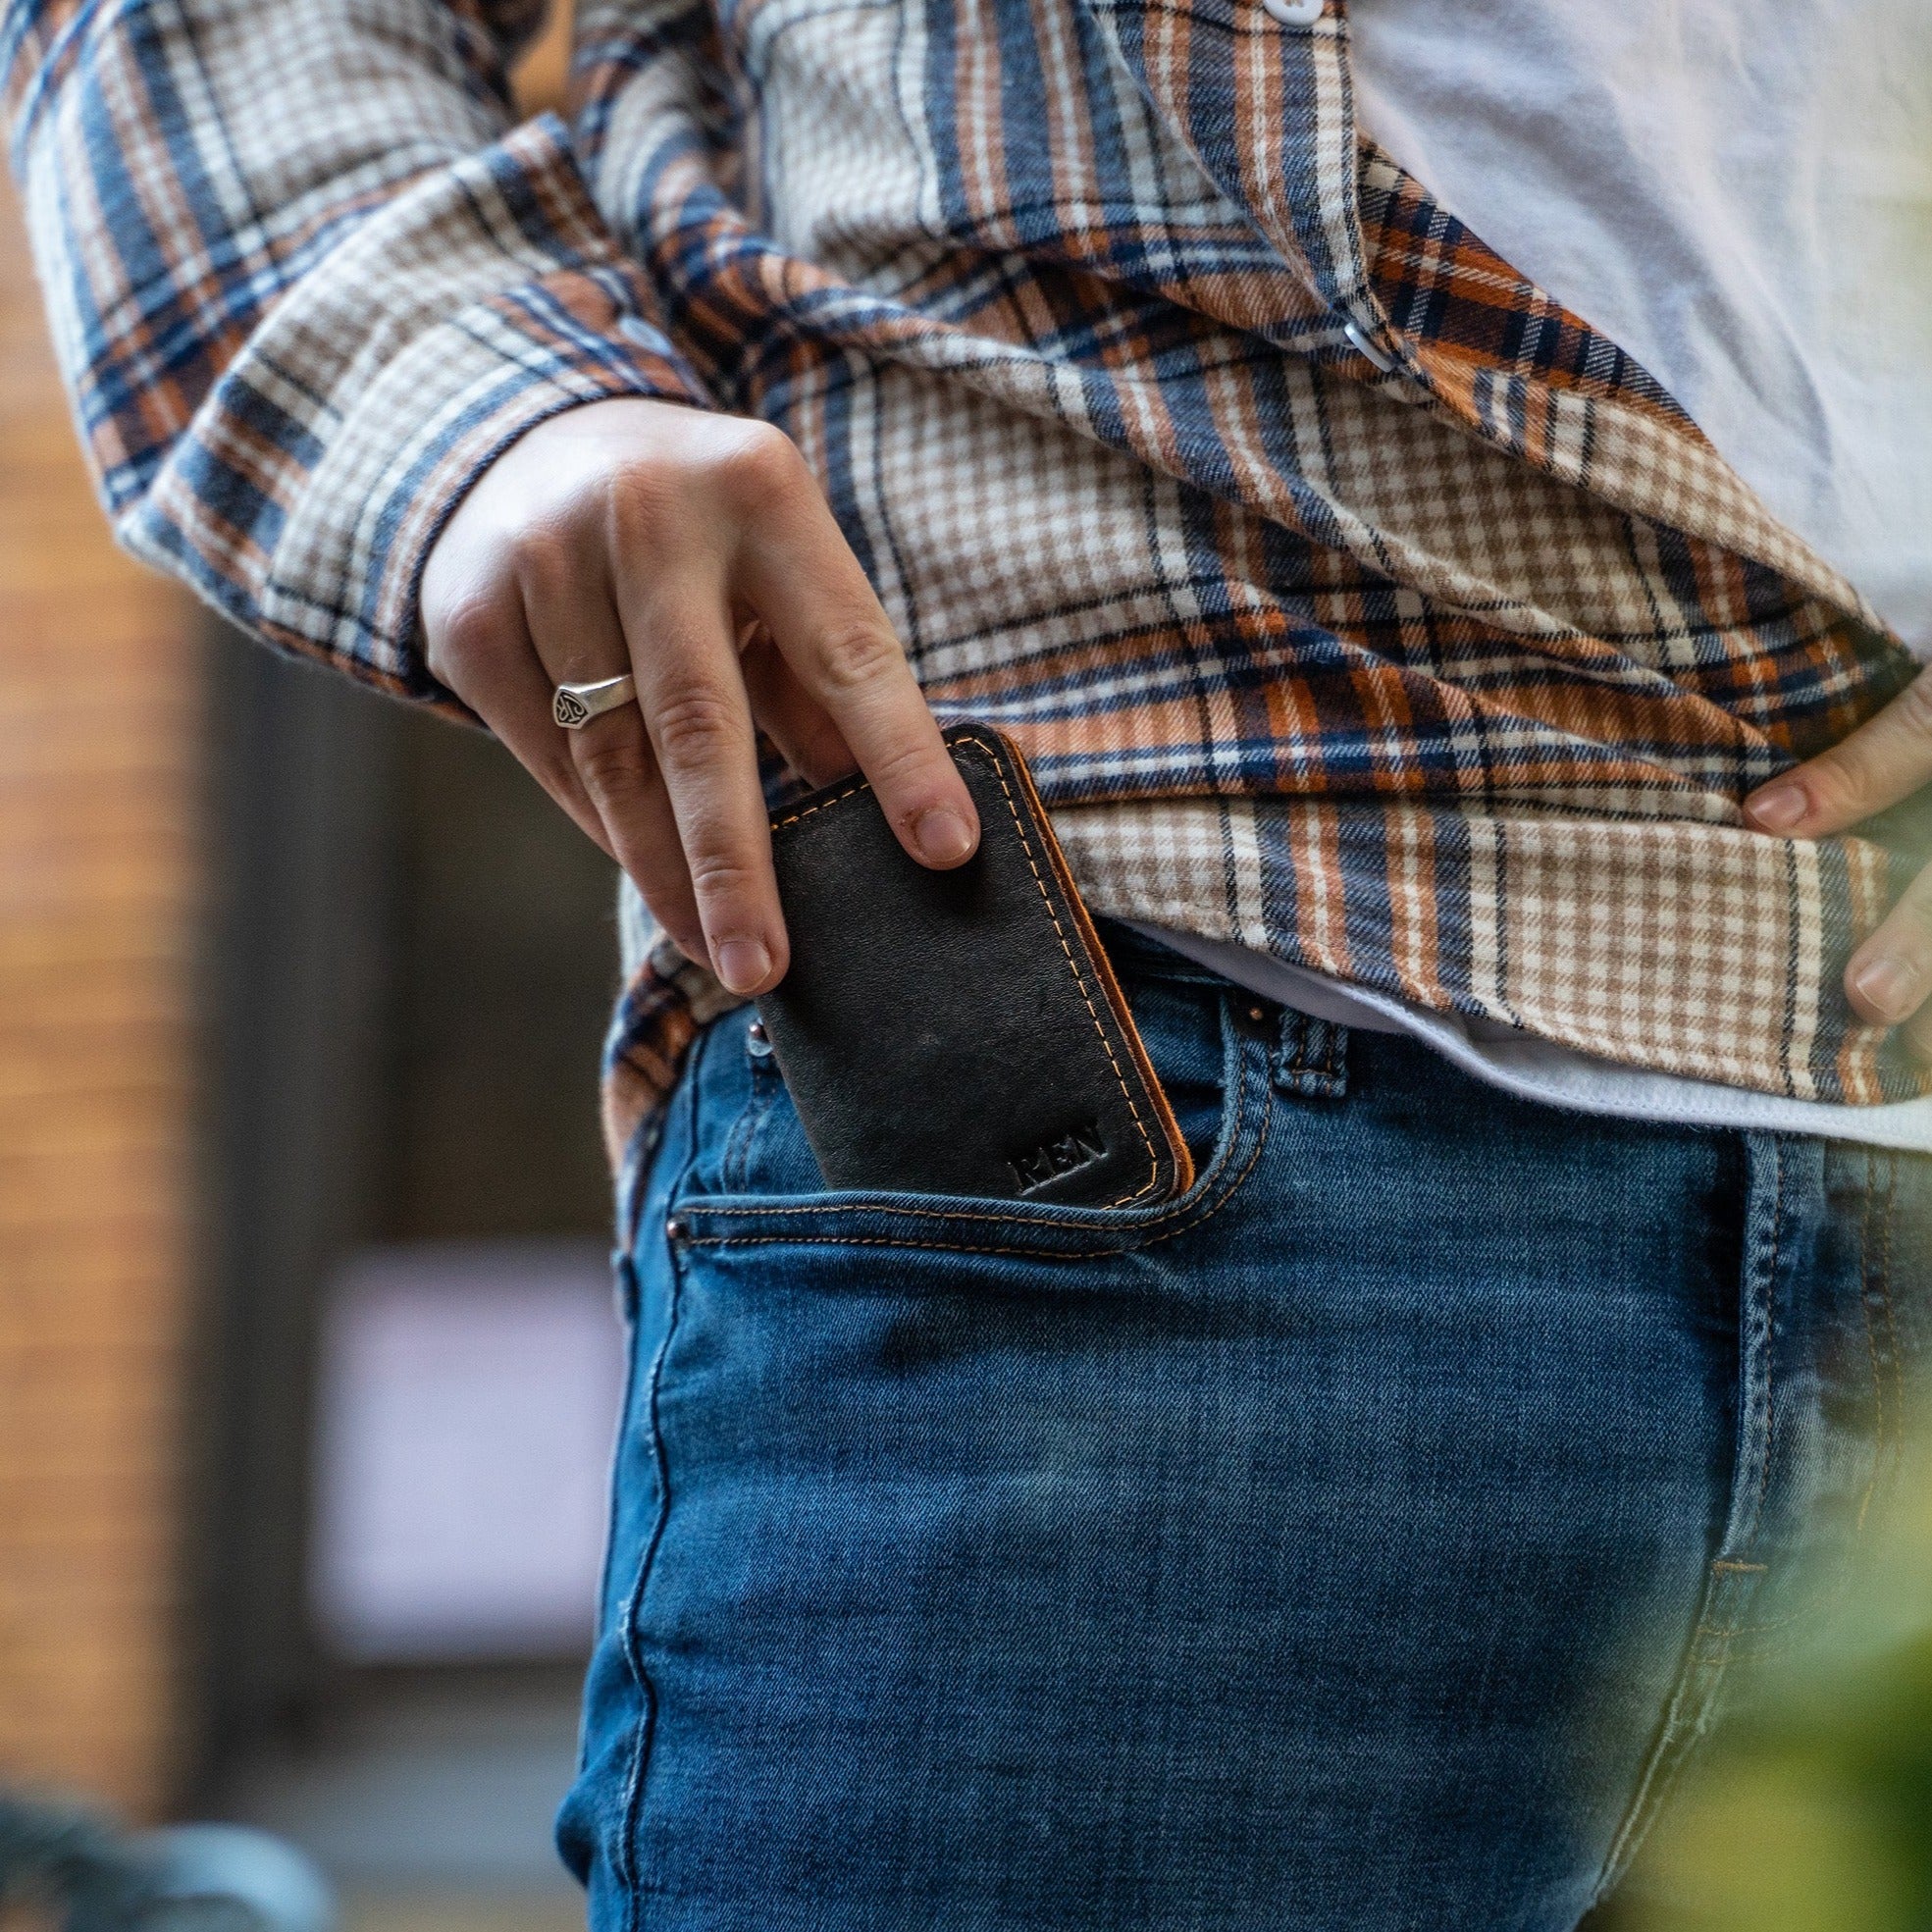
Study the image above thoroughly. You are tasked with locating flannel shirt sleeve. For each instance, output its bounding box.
[2,0,715,704]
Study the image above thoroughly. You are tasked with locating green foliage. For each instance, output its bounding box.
[1625,1436,1932,1932]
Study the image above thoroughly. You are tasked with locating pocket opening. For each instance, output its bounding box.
[670,989,1276,1258]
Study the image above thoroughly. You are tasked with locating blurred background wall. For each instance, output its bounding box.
[1,9,626,1925]
[0,146,199,1824]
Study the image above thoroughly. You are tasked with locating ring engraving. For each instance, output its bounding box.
[553,674,637,730]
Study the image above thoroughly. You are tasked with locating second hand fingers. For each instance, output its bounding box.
[1748,665,1932,837]
[1846,858,1932,1028]
[1906,1001,1932,1066]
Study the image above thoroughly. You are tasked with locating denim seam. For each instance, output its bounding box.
[1272,1009,1348,1099]
[672,1100,1271,1261]
[1594,1595,1749,1899]
[1715,1145,1909,1644]
[610,1043,707,1928]
[678,1018,1272,1259]
[721,1048,777,1192]
[613,1241,684,1931]
[682,1006,1261,1235]
[1855,1150,1887,1536]
[1724,1149,1905,1650]
[614,1023,707,1253]
[1879,1151,1903,1459]
[1856,1149,1905,1537]
[1742,1135,1782,1547]
[1592,1130,1784,1904]
[577,1250,645,1790]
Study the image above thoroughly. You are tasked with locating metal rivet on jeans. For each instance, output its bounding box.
[665,1215,688,1243]
[747,1017,773,1058]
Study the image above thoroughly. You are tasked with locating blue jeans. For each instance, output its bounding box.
[558,929,1930,1930]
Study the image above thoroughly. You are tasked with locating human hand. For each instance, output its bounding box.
[1745,666,1932,1057]
[419,398,978,995]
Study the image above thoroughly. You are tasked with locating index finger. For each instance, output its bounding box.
[734,454,979,869]
[1746,666,1932,838]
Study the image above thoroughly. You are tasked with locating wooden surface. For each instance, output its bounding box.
[0,175,199,1816]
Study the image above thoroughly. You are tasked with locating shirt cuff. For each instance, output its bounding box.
[122,115,712,705]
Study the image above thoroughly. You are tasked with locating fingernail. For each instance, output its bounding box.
[1854,955,1923,1023]
[1746,782,1807,833]
[913,805,975,866]
[714,937,771,995]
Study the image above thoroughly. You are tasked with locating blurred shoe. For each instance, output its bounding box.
[134,1825,335,1932]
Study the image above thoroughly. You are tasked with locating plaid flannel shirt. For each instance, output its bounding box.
[6,0,1923,1171]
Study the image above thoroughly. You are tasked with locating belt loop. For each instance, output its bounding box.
[1272,1008,1348,1099]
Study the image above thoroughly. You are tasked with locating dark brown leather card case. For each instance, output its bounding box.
[754,723,1194,1208]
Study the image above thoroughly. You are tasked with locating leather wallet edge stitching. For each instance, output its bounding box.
[946,732,1164,1207]
[993,736,1196,1199]
[766,727,1172,1207]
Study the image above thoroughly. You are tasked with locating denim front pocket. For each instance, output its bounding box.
[669,965,1274,1260]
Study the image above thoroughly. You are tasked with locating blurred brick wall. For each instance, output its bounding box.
[0,4,573,1821]
[0,178,200,1816]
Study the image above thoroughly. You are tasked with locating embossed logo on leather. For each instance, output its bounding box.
[1009,1122,1107,1193]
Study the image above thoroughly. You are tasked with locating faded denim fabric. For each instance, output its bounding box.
[559,931,1931,1931]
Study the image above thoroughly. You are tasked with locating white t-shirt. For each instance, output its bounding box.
[1184,0,1932,1147]
[1353,0,1932,652]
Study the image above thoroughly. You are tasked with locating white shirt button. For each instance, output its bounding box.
[1261,0,1324,25]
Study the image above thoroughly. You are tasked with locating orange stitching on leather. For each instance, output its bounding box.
[771,779,870,830]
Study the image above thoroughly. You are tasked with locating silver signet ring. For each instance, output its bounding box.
[552,674,638,730]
